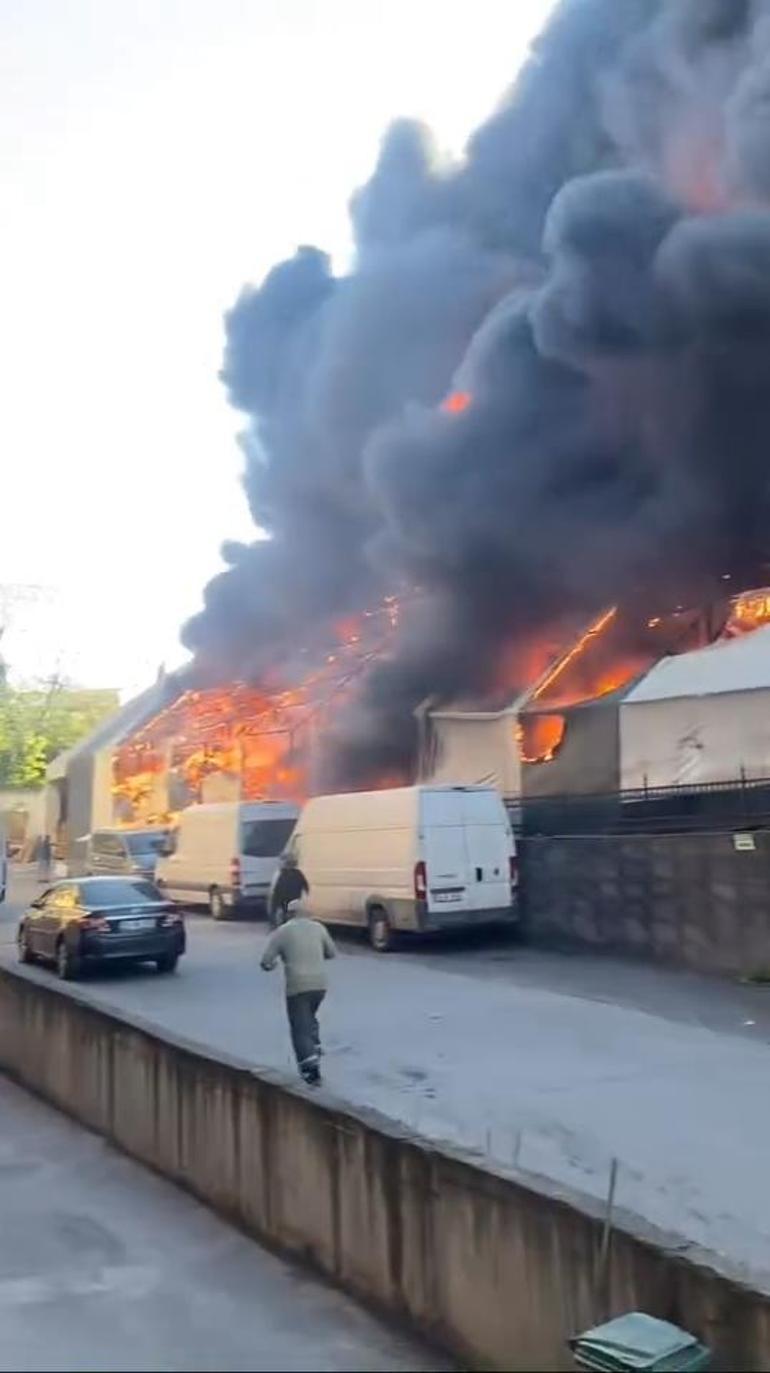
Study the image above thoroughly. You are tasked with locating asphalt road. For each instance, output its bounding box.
[5,866,770,1288]
[0,1073,446,1373]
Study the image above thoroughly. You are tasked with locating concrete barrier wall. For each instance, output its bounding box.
[521,830,770,977]
[2,964,769,1371]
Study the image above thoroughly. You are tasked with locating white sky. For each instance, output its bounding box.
[0,0,554,697]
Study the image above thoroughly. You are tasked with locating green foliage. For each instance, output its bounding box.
[0,684,118,788]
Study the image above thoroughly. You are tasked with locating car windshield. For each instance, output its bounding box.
[125,832,167,855]
[78,878,162,906]
[241,818,297,858]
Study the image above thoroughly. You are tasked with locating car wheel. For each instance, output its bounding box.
[17,925,34,964]
[155,953,179,974]
[55,939,80,981]
[368,907,393,953]
[209,887,228,921]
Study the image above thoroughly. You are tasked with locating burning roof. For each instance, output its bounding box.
[112,601,401,823]
[431,585,767,774]
[112,582,770,820]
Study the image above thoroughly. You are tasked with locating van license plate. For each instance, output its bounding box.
[121,918,154,931]
[433,891,462,903]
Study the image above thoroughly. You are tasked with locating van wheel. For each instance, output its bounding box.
[368,907,393,953]
[209,887,228,921]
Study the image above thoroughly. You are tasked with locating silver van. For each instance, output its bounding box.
[86,828,171,880]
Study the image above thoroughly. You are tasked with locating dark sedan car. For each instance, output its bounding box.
[18,876,186,980]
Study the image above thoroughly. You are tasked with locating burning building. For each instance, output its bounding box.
[421,585,770,805]
[49,577,770,863]
[173,1,770,792]
[112,599,400,823]
[47,601,401,859]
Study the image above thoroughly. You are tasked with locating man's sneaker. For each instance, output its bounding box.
[299,1052,321,1085]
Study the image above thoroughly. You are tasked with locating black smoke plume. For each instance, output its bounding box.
[184,0,770,785]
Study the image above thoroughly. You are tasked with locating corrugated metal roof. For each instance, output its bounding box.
[625,625,770,703]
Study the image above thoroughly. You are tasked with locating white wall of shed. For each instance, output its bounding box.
[620,688,770,790]
[429,714,521,797]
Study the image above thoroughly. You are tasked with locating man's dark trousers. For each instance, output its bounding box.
[286,989,325,1072]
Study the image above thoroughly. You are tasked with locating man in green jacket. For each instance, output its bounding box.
[260,901,336,1084]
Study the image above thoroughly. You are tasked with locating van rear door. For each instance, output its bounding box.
[460,789,512,913]
[420,789,473,915]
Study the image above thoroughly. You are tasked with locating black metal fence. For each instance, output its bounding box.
[513,774,770,837]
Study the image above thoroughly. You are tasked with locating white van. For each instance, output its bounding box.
[288,784,518,950]
[155,800,299,920]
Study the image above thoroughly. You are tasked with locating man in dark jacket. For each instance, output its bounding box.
[268,853,309,927]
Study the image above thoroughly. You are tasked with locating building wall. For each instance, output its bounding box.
[91,747,117,831]
[64,751,96,873]
[428,714,522,796]
[522,702,620,799]
[521,829,770,977]
[621,688,770,790]
[0,790,46,848]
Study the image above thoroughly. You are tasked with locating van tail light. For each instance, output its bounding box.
[509,855,519,891]
[414,860,427,900]
[230,857,241,893]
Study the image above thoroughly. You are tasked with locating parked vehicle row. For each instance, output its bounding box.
[28,784,518,965]
[153,784,519,950]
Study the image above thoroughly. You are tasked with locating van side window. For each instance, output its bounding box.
[241,818,297,858]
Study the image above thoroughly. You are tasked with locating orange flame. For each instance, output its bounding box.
[532,607,618,703]
[724,589,770,637]
[110,600,402,825]
[441,390,472,415]
[517,714,566,764]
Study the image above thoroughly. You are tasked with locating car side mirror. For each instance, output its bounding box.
[160,837,176,857]
[31,898,44,909]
